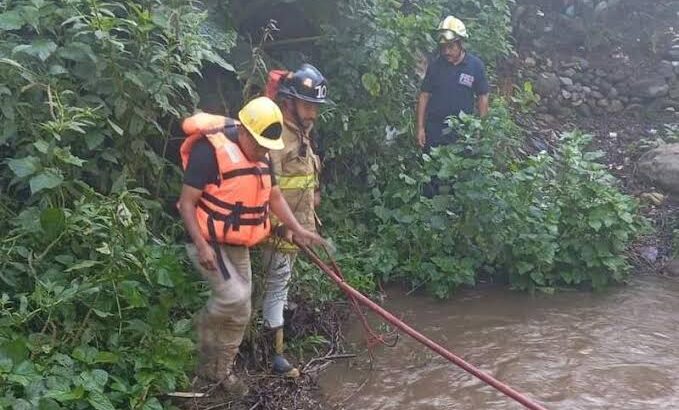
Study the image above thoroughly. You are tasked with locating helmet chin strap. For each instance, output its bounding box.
[287,98,306,131]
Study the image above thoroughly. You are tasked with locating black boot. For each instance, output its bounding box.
[269,327,300,378]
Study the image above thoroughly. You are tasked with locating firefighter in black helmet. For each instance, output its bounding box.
[261,63,330,378]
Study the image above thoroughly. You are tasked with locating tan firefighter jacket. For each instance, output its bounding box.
[268,118,320,251]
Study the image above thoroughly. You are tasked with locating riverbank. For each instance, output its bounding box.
[181,1,679,409]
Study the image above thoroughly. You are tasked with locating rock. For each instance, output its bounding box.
[548,98,562,113]
[663,259,679,277]
[560,76,574,86]
[670,85,679,99]
[573,57,590,70]
[577,103,592,116]
[640,192,665,206]
[610,70,628,83]
[659,61,677,80]
[582,86,592,94]
[628,76,670,98]
[536,113,556,123]
[591,91,605,99]
[608,99,624,113]
[594,1,608,15]
[608,87,619,98]
[513,5,527,22]
[639,246,659,263]
[562,68,577,77]
[595,68,607,78]
[535,73,561,97]
[572,98,584,107]
[566,84,577,92]
[525,56,537,67]
[532,38,548,50]
[638,143,679,194]
[668,47,679,61]
[597,98,609,108]
[562,89,572,99]
[626,103,643,111]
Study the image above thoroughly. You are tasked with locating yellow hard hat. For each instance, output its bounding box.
[238,96,284,150]
[437,15,468,43]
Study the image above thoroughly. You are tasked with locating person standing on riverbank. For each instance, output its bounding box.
[260,63,330,378]
[416,15,490,150]
[177,97,325,396]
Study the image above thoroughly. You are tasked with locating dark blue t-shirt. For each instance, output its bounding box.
[421,53,489,124]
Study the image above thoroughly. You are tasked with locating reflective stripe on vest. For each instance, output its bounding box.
[278,174,316,190]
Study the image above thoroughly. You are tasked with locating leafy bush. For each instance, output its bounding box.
[318,102,649,298]
[0,1,232,407]
[1,0,234,201]
[0,190,203,409]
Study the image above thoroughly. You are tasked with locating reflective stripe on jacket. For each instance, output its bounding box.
[268,120,319,251]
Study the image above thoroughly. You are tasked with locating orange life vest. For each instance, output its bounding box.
[180,117,273,252]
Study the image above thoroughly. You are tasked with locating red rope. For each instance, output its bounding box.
[318,247,396,350]
[297,241,549,410]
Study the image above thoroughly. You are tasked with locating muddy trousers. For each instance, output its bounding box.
[186,243,252,383]
[261,245,297,329]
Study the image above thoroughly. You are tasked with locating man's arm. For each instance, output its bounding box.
[416,92,431,148]
[477,94,489,117]
[270,185,325,247]
[178,184,218,271]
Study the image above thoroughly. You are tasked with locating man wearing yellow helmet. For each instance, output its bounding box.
[416,15,490,150]
[177,96,326,396]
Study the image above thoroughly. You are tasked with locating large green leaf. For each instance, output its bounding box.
[142,398,163,410]
[40,208,66,238]
[57,42,97,63]
[0,10,25,31]
[64,260,101,272]
[86,391,115,410]
[79,369,109,392]
[13,40,58,62]
[8,156,41,178]
[55,147,86,167]
[29,169,64,194]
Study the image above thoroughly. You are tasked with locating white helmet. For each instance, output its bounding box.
[437,15,468,43]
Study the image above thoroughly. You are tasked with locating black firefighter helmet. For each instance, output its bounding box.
[278,63,330,104]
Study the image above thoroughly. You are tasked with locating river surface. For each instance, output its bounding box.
[319,276,679,409]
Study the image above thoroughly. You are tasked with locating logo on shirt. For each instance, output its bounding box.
[458,73,475,88]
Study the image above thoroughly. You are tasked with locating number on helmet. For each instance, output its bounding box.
[315,84,327,99]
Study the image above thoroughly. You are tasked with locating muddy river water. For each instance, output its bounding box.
[319,276,679,409]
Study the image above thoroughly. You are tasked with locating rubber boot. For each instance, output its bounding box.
[214,343,249,398]
[271,328,300,378]
[195,311,249,397]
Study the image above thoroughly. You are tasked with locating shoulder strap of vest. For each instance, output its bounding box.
[224,117,239,141]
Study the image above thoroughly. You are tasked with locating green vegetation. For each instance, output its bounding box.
[0,0,648,407]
